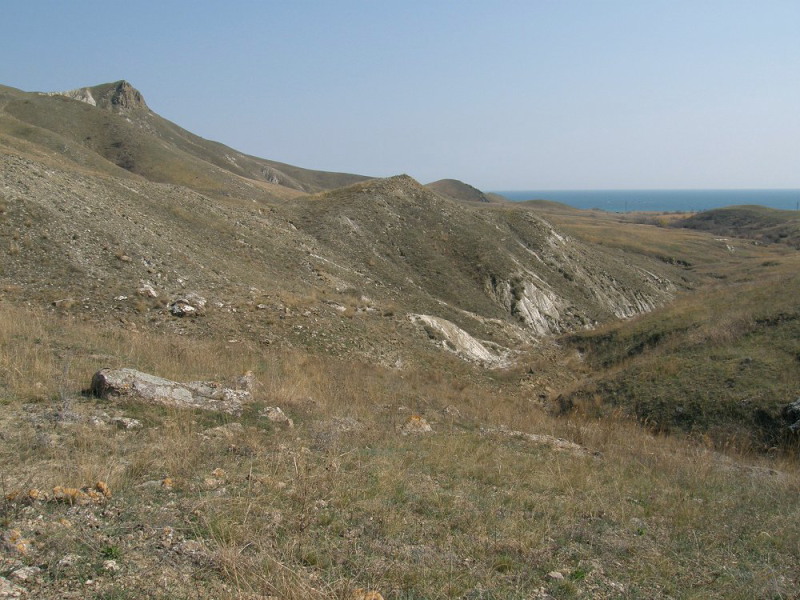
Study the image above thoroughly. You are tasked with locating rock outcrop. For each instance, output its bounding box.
[169,292,207,317]
[57,80,148,112]
[90,368,251,415]
[259,406,294,428]
[400,415,433,435]
[410,314,510,367]
[782,397,800,433]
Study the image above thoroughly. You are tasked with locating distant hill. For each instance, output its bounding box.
[674,205,800,248]
[426,178,505,204]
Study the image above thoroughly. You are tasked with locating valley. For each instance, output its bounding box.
[0,81,797,599]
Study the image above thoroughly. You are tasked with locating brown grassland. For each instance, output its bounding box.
[1,300,798,599]
[1,81,799,599]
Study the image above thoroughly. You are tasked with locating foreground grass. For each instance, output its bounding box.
[1,303,798,599]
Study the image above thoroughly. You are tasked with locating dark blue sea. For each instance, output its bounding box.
[493,189,800,213]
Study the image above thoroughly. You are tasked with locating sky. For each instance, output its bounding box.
[2,1,799,190]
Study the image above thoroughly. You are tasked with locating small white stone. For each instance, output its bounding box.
[0,575,25,598]
[260,406,294,428]
[9,566,41,582]
[400,415,433,435]
[111,416,143,430]
[57,553,81,568]
[137,283,158,298]
[102,559,120,572]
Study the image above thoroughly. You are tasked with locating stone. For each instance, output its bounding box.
[480,426,595,457]
[260,406,294,427]
[91,368,251,415]
[1,531,29,556]
[234,370,256,393]
[547,571,564,581]
[443,405,462,418]
[170,301,195,316]
[137,283,158,298]
[202,477,223,490]
[409,314,509,367]
[102,559,120,573]
[57,554,81,568]
[350,590,384,600]
[400,415,433,435]
[9,566,40,582]
[110,416,143,430]
[782,397,800,433]
[0,576,24,598]
[169,292,206,317]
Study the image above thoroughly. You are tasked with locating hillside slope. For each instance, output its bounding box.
[2,78,798,446]
[674,204,800,249]
[426,178,504,204]
[287,176,679,353]
[0,147,682,371]
[0,81,370,200]
[0,78,798,600]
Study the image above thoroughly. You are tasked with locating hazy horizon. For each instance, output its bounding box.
[2,1,798,190]
[491,186,800,192]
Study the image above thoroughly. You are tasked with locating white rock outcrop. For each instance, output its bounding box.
[409,314,509,367]
[91,368,251,415]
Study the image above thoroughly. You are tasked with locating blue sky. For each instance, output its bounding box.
[2,1,798,189]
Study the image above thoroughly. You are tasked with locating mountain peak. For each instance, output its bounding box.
[57,80,148,112]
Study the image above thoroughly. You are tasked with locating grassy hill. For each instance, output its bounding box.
[0,79,798,599]
[0,81,370,200]
[425,178,504,204]
[674,204,800,249]
[515,202,800,447]
[560,254,800,447]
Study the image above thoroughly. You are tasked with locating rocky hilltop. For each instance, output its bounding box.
[56,80,149,111]
[2,80,369,199]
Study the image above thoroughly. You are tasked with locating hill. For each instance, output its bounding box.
[0,80,370,201]
[2,79,797,444]
[0,81,689,370]
[0,79,798,599]
[673,204,800,248]
[425,178,505,204]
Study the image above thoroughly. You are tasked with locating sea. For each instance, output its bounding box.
[492,189,800,213]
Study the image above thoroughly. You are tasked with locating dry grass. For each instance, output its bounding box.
[0,302,798,599]
[561,254,800,449]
